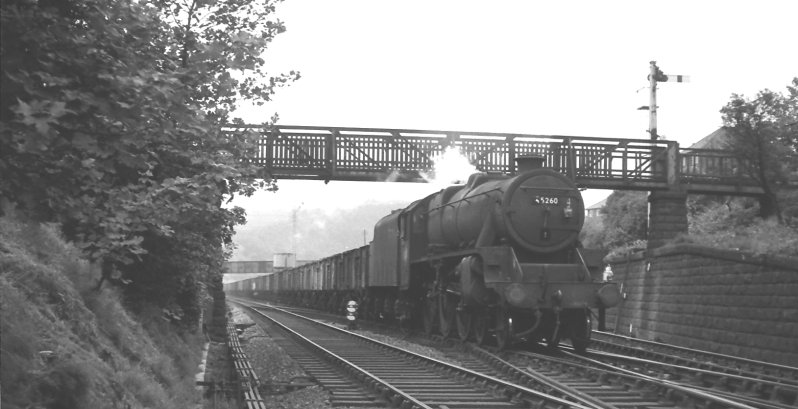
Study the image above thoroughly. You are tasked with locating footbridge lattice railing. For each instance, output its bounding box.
[223,125,765,195]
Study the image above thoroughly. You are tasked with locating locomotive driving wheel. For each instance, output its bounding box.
[438,292,458,338]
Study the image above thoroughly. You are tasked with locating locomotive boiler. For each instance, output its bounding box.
[226,156,620,352]
[370,156,620,351]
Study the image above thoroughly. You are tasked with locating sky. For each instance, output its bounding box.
[229,0,798,255]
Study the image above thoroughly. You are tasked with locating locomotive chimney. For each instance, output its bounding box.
[515,155,545,173]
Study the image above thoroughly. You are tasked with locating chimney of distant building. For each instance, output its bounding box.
[515,155,545,173]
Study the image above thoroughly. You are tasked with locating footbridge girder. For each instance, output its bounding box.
[224,125,765,195]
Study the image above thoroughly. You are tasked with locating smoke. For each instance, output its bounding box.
[421,146,479,186]
[383,169,402,183]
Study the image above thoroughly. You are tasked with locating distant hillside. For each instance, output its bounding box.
[231,201,410,261]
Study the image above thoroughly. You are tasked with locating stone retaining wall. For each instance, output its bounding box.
[604,244,798,366]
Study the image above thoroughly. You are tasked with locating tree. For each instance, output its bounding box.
[601,191,648,248]
[579,215,607,250]
[0,0,296,325]
[720,78,798,222]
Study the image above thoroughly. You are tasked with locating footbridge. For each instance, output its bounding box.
[225,125,764,196]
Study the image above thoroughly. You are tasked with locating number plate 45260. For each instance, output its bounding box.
[533,196,559,205]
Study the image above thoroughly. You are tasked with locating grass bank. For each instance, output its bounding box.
[0,215,217,408]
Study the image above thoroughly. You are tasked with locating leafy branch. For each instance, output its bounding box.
[1,0,297,326]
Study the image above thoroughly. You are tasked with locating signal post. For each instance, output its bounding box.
[645,61,690,249]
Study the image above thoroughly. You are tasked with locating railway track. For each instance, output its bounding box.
[584,332,798,409]
[562,348,797,409]
[246,310,384,407]
[230,297,790,408]
[507,347,776,409]
[234,300,598,409]
[590,331,798,383]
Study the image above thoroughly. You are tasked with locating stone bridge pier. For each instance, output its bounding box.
[647,188,688,249]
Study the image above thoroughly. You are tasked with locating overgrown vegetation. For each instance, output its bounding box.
[583,192,798,257]
[581,190,647,252]
[682,196,798,257]
[1,0,293,325]
[581,79,798,256]
[1,0,295,406]
[720,78,798,221]
[0,216,209,408]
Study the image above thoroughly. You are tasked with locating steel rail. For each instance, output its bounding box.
[558,349,759,409]
[244,301,597,409]
[592,349,798,393]
[591,331,798,383]
[671,382,795,409]
[245,304,432,409]
[463,344,618,409]
[509,347,763,409]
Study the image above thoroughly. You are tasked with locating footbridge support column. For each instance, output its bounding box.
[647,188,688,249]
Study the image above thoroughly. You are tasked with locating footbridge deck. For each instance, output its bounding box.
[225,125,766,195]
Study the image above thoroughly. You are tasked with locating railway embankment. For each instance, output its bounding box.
[0,216,214,408]
[605,243,798,366]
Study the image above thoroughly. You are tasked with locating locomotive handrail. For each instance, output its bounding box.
[519,186,581,191]
[425,187,503,213]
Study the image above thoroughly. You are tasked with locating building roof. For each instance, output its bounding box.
[222,273,271,284]
[689,127,733,149]
[586,198,607,210]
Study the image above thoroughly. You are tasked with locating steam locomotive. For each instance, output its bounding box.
[225,156,620,352]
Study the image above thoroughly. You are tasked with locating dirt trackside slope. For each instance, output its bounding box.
[0,215,207,409]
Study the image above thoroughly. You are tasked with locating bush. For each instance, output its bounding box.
[606,240,647,259]
[685,197,798,256]
[689,197,759,235]
[580,216,607,250]
[600,191,648,248]
[686,218,798,257]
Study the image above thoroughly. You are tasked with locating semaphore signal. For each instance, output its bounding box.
[643,61,690,140]
[660,74,690,83]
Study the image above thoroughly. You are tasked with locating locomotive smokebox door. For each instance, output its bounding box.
[499,168,585,253]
